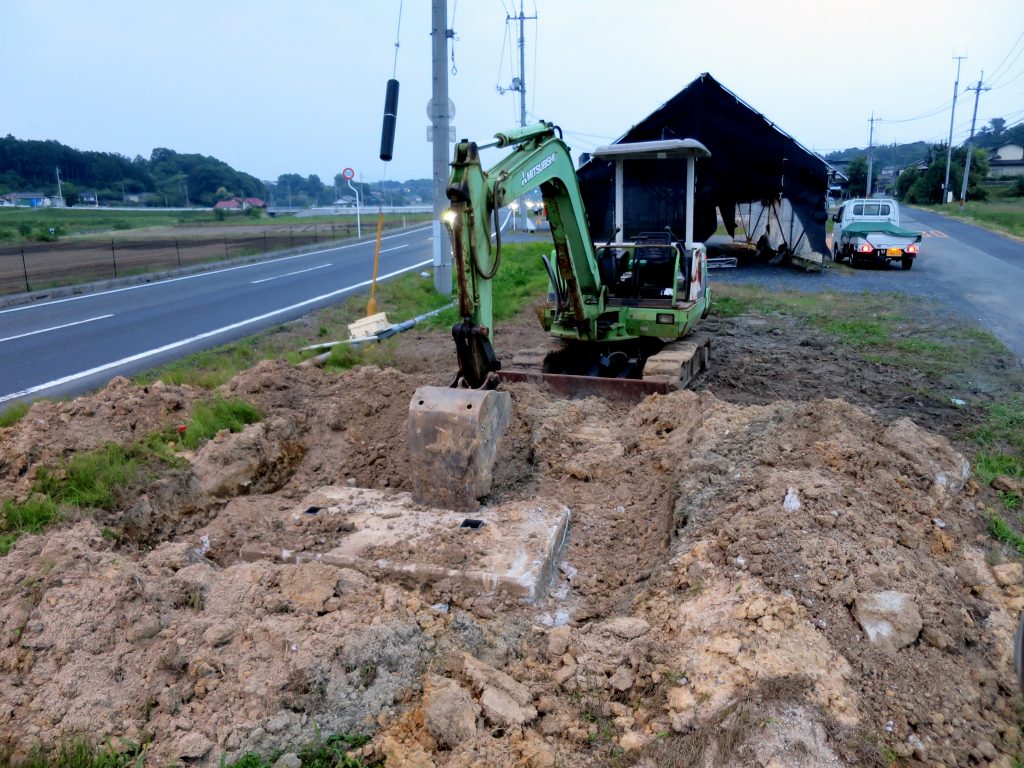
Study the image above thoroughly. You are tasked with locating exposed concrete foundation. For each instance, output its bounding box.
[241,486,570,602]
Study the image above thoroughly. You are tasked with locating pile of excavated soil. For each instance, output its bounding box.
[0,323,1021,767]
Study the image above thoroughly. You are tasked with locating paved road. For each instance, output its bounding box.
[0,226,435,405]
[709,208,1024,361]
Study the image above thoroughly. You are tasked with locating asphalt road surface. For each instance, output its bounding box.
[0,225,435,405]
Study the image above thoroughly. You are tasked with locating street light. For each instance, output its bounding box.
[509,201,519,233]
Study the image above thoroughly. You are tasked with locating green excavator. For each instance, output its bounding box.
[409,121,712,510]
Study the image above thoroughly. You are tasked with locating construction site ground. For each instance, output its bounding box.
[1,282,1023,768]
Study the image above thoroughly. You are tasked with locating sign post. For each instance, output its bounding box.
[342,167,361,239]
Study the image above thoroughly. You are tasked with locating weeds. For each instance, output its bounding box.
[5,736,147,768]
[988,514,1024,557]
[0,496,61,555]
[32,443,172,511]
[222,732,375,768]
[175,397,262,450]
[0,401,29,428]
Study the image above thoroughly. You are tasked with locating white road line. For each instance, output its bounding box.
[380,244,409,253]
[0,314,114,344]
[0,225,433,316]
[0,259,434,404]
[251,263,332,284]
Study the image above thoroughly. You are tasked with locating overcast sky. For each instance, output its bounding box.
[3,1,1023,184]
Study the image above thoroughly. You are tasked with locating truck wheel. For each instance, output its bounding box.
[901,257,913,270]
[832,242,843,261]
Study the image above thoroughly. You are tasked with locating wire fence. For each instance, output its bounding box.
[0,219,421,296]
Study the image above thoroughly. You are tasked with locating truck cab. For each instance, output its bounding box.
[832,198,922,270]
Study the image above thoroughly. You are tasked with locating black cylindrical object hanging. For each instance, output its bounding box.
[379,78,400,161]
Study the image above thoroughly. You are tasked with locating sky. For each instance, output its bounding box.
[3,0,1023,185]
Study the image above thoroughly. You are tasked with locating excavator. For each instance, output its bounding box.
[408,121,712,510]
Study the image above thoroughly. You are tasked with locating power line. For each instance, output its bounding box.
[987,30,1024,83]
[879,98,954,124]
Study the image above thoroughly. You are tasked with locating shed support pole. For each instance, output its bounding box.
[685,156,695,246]
[614,160,624,243]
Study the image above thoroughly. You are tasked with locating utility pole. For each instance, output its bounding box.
[55,166,64,207]
[431,0,454,295]
[960,72,990,205]
[866,112,879,198]
[943,55,966,204]
[499,1,536,228]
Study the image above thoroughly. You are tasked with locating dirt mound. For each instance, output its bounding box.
[0,358,1020,766]
[0,377,198,498]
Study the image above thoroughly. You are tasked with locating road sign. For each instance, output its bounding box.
[341,168,355,181]
[425,98,456,120]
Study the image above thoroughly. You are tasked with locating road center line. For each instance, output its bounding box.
[0,224,433,316]
[0,259,434,404]
[380,244,409,253]
[0,314,114,344]
[251,263,332,284]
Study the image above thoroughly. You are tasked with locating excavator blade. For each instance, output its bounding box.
[408,386,512,512]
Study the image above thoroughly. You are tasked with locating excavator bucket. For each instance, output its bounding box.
[408,386,512,511]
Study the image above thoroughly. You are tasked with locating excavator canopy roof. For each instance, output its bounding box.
[591,139,710,161]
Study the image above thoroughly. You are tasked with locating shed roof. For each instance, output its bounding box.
[577,73,830,254]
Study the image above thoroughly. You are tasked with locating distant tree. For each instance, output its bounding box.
[905,146,989,203]
[895,167,918,200]
[846,156,868,196]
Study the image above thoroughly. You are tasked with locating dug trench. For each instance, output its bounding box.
[0,308,1021,767]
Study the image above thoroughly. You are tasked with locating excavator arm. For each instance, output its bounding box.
[442,122,601,388]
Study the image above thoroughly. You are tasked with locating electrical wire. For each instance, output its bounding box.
[391,0,403,79]
[987,30,1024,84]
[879,98,954,124]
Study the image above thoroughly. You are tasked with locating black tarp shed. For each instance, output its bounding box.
[577,73,830,266]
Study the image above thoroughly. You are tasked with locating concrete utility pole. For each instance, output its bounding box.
[55,166,63,206]
[943,55,966,204]
[500,1,536,229]
[960,72,990,205]
[431,0,454,296]
[866,112,878,197]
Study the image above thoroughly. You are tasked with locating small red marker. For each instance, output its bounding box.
[177,424,187,434]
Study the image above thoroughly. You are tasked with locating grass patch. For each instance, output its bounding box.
[0,496,61,555]
[32,442,177,511]
[5,736,146,768]
[0,401,29,428]
[711,284,1015,379]
[988,514,1024,557]
[176,396,262,449]
[920,199,1024,239]
[224,732,375,768]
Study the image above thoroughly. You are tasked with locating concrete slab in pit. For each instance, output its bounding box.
[240,486,570,602]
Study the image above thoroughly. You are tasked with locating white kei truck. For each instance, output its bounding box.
[831,198,922,270]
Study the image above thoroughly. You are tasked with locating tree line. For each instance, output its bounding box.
[0,135,436,209]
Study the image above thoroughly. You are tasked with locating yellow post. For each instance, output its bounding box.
[367,211,385,315]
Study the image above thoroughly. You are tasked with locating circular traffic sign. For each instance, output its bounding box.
[425,98,456,120]
[342,168,355,180]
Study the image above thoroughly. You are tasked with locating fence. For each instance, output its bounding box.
[0,220,417,296]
